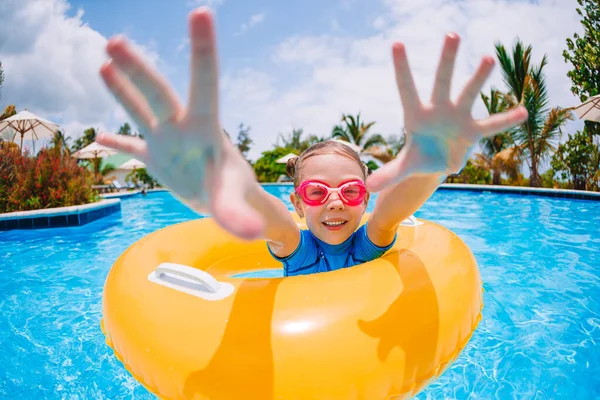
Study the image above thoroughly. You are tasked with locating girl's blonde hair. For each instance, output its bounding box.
[286,141,372,187]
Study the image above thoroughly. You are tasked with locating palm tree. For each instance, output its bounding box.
[276,128,326,154]
[331,113,387,152]
[50,130,71,155]
[71,127,97,153]
[475,88,521,184]
[495,40,573,187]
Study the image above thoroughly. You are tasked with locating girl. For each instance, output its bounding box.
[96,8,527,276]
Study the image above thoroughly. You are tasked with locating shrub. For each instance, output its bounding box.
[125,168,160,189]
[0,146,99,213]
[460,159,492,184]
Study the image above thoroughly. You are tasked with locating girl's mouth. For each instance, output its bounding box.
[322,220,347,230]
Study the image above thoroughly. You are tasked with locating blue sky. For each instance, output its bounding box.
[62,0,384,106]
[0,0,586,164]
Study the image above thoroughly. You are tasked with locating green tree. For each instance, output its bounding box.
[460,159,492,185]
[71,127,97,152]
[563,0,600,139]
[253,147,292,182]
[495,40,573,187]
[551,130,600,190]
[331,113,386,151]
[276,128,325,154]
[475,88,521,184]
[118,122,132,136]
[235,123,253,160]
[50,130,71,155]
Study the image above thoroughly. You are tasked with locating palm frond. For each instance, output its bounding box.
[331,125,351,142]
[536,107,573,161]
[474,153,492,170]
[361,133,387,150]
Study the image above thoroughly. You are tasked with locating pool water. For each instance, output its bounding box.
[1,187,599,399]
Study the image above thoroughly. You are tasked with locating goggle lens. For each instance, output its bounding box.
[297,181,366,206]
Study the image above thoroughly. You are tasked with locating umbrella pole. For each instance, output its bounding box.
[20,133,24,154]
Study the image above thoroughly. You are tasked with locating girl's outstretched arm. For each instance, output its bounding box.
[97,8,300,245]
[367,33,528,245]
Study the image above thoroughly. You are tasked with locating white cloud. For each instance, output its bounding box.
[238,12,266,35]
[219,0,584,163]
[0,0,163,147]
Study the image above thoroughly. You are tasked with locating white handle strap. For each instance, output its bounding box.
[400,215,422,226]
[148,262,234,301]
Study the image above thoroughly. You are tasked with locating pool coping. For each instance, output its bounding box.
[101,188,168,199]
[262,182,600,200]
[0,199,121,231]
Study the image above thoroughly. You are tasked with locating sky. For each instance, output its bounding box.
[0,0,587,163]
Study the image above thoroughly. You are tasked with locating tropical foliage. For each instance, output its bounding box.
[551,130,600,190]
[475,88,520,184]
[563,0,600,139]
[235,123,253,161]
[495,40,573,187]
[331,113,386,151]
[460,159,492,185]
[253,147,293,182]
[276,128,325,154]
[71,127,97,153]
[0,145,98,213]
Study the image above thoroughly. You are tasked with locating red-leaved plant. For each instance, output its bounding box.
[0,144,99,213]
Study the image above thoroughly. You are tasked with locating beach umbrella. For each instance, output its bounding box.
[117,158,146,170]
[275,153,298,164]
[72,141,118,159]
[0,109,59,153]
[570,94,600,122]
[72,141,118,175]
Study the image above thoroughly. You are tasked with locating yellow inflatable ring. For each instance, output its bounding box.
[101,213,483,399]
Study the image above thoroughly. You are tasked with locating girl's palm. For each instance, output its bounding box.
[367,34,528,192]
[97,9,264,239]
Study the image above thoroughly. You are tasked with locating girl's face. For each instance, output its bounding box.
[290,153,369,245]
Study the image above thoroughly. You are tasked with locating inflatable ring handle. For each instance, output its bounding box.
[400,215,422,226]
[148,263,235,301]
[155,263,220,293]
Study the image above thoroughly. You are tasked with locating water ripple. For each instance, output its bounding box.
[0,190,599,399]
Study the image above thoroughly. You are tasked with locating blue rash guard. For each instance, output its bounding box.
[267,223,397,277]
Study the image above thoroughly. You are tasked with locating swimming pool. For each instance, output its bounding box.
[1,187,598,399]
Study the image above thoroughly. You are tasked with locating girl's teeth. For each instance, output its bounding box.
[324,221,345,226]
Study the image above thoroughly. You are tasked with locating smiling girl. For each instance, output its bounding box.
[96,8,528,277]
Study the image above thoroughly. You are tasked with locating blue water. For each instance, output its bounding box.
[1,187,599,399]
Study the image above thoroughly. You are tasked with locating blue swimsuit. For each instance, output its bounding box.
[267,223,397,276]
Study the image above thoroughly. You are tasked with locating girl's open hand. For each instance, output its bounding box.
[96,9,264,239]
[367,33,528,192]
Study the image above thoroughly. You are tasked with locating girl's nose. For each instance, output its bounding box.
[327,192,345,210]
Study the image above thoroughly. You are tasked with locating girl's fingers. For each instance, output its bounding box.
[106,37,182,124]
[431,33,460,104]
[456,56,495,111]
[96,132,148,160]
[187,9,220,123]
[100,61,156,130]
[476,106,528,137]
[392,42,421,115]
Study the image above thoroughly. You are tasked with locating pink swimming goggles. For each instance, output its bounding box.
[295,180,367,206]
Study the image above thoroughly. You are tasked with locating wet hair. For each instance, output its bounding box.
[286,141,372,187]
